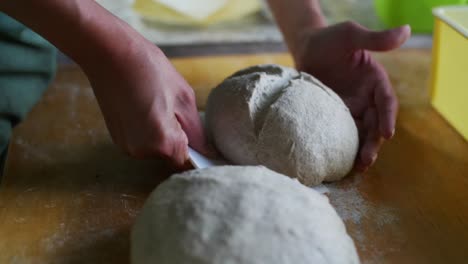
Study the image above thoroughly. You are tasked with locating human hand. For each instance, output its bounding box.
[0,0,212,168]
[83,40,211,168]
[290,22,411,171]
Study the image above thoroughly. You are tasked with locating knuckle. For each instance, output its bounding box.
[177,87,196,106]
[152,133,172,157]
[381,88,396,104]
[154,142,171,159]
[153,137,187,165]
[124,134,173,160]
[380,91,394,102]
[152,129,184,159]
[339,21,360,42]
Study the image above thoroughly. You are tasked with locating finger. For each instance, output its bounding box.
[344,96,367,119]
[183,160,196,171]
[142,116,189,168]
[348,22,411,52]
[173,160,194,172]
[355,108,383,172]
[373,67,398,139]
[354,118,365,143]
[168,118,190,168]
[175,90,217,158]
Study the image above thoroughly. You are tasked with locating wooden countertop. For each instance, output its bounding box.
[1,50,467,263]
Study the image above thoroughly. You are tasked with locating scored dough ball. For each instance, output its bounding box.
[131,166,360,264]
[205,64,359,186]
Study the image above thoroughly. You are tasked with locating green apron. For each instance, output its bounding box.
[0,13,57,175]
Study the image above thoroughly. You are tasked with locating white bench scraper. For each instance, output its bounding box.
[188,147,228,169]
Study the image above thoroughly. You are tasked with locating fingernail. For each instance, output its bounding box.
[371,154,378,164]
[391,25,411,44]
[384,128,395,139]
[403,24,411,32]
[394,24,410,32]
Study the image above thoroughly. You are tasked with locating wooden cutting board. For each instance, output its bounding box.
[1,50,467,264]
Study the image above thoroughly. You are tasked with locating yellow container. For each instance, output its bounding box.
[431,6,468,141]
[133,0,262,26]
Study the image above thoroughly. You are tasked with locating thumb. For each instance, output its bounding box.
[351,24,411,51]
[170,127,190,168]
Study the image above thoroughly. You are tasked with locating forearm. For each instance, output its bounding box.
[0,0,146,70]
[267,0,327,54]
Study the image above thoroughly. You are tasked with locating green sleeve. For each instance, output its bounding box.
[0,13,57,173]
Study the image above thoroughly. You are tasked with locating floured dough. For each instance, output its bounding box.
[205,64,359,186]
[131,166,360,264]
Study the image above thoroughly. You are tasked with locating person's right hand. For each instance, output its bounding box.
[83,39,211,168]
[0,0,211,168]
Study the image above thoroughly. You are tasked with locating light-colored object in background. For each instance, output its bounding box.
[206,65,359,186]
[260,0,274,21]
[188,147,228,168]
[131,166,360,264]
[431,6,468,141]
[94,0,144,31]
[133,0,262,26]
[156,0,228,20]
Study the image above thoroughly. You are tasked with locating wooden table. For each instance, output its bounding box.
[1,50,467,264]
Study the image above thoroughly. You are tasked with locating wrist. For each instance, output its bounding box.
[267,0,327,58]
[295,8,328,30]
[73,7,168,83]
[0,0,154,72]
[289,27,325,62]
[71,4,149,70]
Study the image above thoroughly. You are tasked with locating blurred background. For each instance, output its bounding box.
[87,0,465,56]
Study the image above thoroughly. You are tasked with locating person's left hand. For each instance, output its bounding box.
[289,21,411,172]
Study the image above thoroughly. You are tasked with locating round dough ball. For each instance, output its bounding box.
[131,166,359,264]
[205,64,359,186]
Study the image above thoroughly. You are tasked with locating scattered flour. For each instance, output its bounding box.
[317,174,403,264]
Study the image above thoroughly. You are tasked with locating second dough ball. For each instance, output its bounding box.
[206,64,359,186]
[131,166,359,264]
